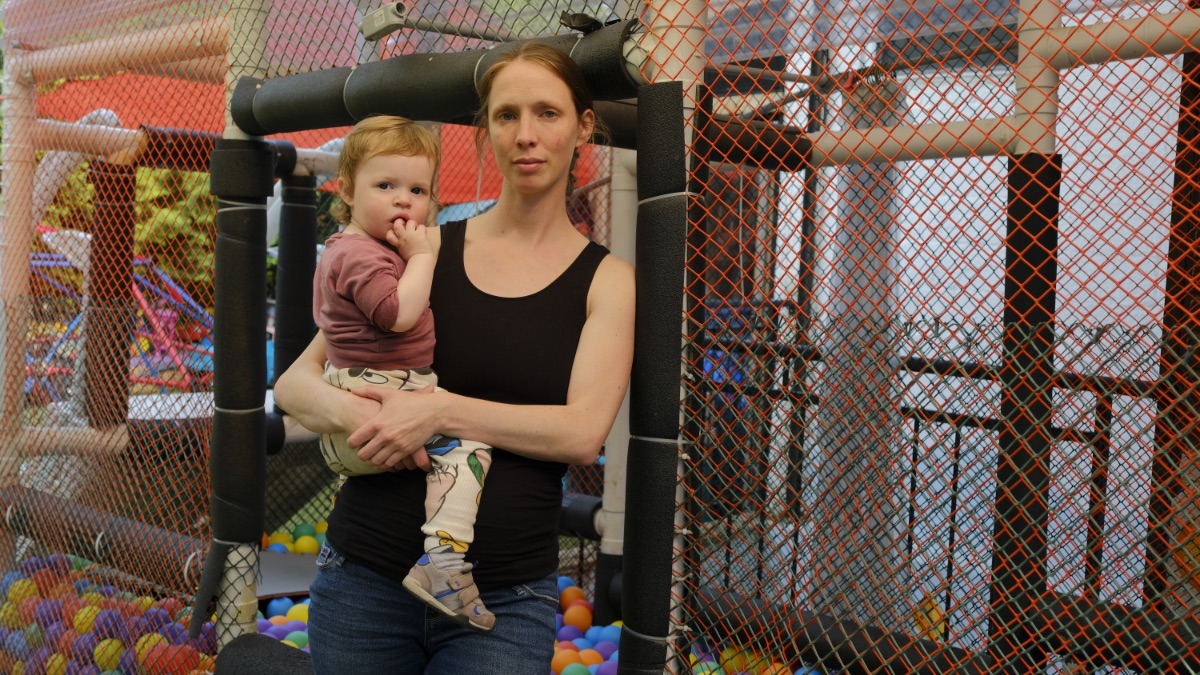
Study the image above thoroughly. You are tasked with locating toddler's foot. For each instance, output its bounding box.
[402,554,495,632]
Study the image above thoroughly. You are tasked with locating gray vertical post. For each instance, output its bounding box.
[619,81,687,675]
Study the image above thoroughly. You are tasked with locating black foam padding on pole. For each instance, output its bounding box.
[209,137,272,547]
[187,540,230,640]
[209,140,277,200]
[695,117,811,173]
[636,82,687,198]
[269,141,297,179]
[250,67,355,133]
[343,50,488,125]
[593,552,623,624]
[559,492,602,539]
[139,126,219,171]
[86,160,136,429]
[265,411,286,456]
[209,409,267,543]
[231,20,642,137]
[214,633,314,674]
[619,436,677,675]
[231,77,270,137]
[0,486,205,592]
[596,100,638,151]
[631,195,687,439]
[212,204,269,409]
[272,175,318,390]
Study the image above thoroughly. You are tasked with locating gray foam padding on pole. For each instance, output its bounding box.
[214,634,313,674]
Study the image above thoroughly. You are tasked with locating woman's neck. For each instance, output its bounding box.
[480,186,574,242]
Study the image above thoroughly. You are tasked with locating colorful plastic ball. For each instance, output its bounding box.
[73,606,102,635]
[285,603,309,623]
[577,649,604,667]
[19,558,48,577]
[561,664,591,675]
[33,600,63,630]
[65,663,101,675]
[584,626,605,643]
[92,609,127,641]
[266,597,295,618]
[43,652,68,675]
[693,661,725,675]
[266,543,290,554]
[135,632,169,663]
[139,607,173,633]
[267,532,293,547]
[556,625,584,642]
[93,638,125,670]
[556,613,564,631]
[757,663,790,675]
[571,638,593,650]
[559,586,585,610]
[71,632,100,662]
[593,641,617,659]
[551,649,583,674]
[555,640,579,652]
[314,521,329,534]
[292,523,317,540]
[159,621,188,645]
[294,536,320,555]
[8,579,39,605]
[596,661,619,675]
[45,555,72,576]
[284,631,309,648]
[600,624,621,644]
[557,576,577,593]
[562,605,592,633]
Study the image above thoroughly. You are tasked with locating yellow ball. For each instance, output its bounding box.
[73,605,102,634]
[135,632,168,663]
[293,536,320,555]
[95,638,126,670]
[285,603,309,623]
[44,653,68,675]
[0,601,21,629]
[7,579,38,604]
[314,520,329,534]
[267,532,294,546]
[134,596,157,612]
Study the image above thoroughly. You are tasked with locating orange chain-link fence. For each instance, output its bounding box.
[2,0,1200,673]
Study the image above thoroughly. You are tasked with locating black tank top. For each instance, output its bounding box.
[325,220,610,589]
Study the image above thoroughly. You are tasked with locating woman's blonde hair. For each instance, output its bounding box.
[472,42,608,193]
[331,116,441,225]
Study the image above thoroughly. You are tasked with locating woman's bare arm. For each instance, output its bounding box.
[349,254,635,467]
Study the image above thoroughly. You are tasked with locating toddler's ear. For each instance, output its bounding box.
[336,177,353,206]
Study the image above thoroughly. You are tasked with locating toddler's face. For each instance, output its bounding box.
[340,153,435,239]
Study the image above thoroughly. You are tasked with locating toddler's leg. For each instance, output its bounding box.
[401,438,496,632]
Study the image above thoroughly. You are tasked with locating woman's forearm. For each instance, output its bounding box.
[274,332,375,435]
[436,392,615,465]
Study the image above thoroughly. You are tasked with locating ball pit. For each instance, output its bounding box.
[0,554,218,675]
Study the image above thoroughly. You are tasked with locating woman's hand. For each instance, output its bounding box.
[346,386,436,471]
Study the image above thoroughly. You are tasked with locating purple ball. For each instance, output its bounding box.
[19,557,48,577]
[593,640,618,659]
[256,618,273,632]
[596,661,619,675]
[266,624,292,640]
[92,608,127,641]
[283,619,307,633]
[46,553,72,576]
[557,625,584,642]
[66,662,102,675]
[71,632,99,662]
[33,599,63,630]
[158,621,187,645]
[118,647,139,673]
[140,607,172,632]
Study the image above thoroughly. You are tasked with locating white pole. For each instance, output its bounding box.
[1012,0,1062,156]
[23,18,229,84]
[597,149,638,555]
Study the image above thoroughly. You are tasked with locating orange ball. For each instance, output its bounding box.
[759,663,791,675]
[562,604,592,632]
[551,649,583,674]
[558,586,585,611]
[578,648,604,666]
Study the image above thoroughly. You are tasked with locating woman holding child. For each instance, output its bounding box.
[273,41,635,674]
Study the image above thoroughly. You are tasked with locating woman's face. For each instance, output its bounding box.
[486,59,595,197]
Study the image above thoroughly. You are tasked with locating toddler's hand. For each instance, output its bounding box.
[388,219,433,260]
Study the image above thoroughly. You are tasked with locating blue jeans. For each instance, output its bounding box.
[306,543,558,674]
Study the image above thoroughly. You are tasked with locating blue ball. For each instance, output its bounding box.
[585,626,605,643]
[557,576,577,593]
[267,596,295,618]
[18,557,47,577]
[0,571,22,597]
[555,613,564,631]
[588,666,600,674]
[600,624,621,645]
[267,542,290,554]
[572,637,593,650]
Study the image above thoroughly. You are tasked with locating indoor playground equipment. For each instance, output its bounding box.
[4,0,1200,674]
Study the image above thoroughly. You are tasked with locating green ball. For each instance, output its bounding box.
[292,523,317,540]
[284,630,309,648]
[561,664,591,675]
[693,662,726,675]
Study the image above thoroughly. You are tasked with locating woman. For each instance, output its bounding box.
[273,41,635,674]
